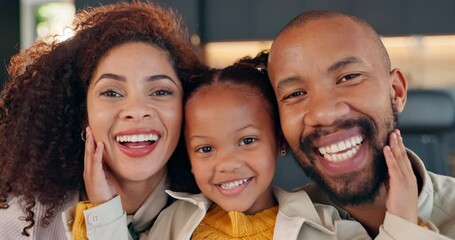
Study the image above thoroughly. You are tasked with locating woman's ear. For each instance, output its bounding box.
[390,68,407,113]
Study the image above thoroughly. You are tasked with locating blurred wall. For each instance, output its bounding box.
[2,0,455,88]
[75,0,455,41]
[0,0,20,87]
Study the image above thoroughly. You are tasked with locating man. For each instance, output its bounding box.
[268,10,455,238]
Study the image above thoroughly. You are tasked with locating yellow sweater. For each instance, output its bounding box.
[192,204,278,240]
[71,201,99,240]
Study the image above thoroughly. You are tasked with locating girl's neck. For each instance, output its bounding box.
[113,168,166,214]
[244,186,277,215]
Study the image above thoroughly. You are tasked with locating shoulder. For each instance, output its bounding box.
[159,191,211,220]
[428,172,455,218]
[0,192,79,239]
[0,197,32,238]
[148,193,210,239]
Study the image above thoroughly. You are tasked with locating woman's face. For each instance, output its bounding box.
[86,42,183,184]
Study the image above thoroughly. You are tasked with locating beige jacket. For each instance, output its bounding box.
[304,149,455,239]
[146,186,446,239]
[62,177,168,240]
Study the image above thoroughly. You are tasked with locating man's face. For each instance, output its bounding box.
[268,17,406,206]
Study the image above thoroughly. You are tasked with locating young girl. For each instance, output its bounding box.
[143,52,438,239]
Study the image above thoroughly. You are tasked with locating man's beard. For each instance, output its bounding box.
[296,102,398,206]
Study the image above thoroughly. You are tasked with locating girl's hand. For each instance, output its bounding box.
[84,127,116,204]
[383,129,418,224]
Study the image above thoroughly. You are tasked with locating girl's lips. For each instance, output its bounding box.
[215,177,253,196]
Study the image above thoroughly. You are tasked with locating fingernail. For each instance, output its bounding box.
[392,132,397,142]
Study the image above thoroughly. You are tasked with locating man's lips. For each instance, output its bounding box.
[311,135,368,176]
[316,135,364,162]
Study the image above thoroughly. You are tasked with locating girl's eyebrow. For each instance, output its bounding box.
[188,124,258,141]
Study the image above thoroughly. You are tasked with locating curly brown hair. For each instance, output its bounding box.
[0,1,202,236]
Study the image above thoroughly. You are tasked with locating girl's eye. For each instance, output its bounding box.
[240,137,256,146]
[197,146,213,153]
[152,89,173,96]
[283,90,306,100]
[339,73,360,83]
[100,90,122,97]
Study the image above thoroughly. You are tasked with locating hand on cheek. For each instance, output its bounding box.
[84,127,117,204]
[383,129,418,224]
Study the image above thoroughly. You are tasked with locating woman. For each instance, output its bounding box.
[0,2,203,239]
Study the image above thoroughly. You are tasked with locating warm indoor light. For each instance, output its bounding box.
[204,35,455,88]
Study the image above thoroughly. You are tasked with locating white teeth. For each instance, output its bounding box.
[219,178,250,190]
[318,135,364,162]
[116,134,159,143]
[322,145,360,162]
[356,136,362,144]
[350,138,356,147]
[338,141,347,151]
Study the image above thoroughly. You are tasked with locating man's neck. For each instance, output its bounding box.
[342,187,387,237]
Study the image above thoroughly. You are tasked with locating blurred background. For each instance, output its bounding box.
[1,0,455,189]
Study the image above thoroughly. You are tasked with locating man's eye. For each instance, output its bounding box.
[339,73,360,83]
[283,90,306,100]
[240,137,256,146]
[100,90,122,97]
[197,146,213,153]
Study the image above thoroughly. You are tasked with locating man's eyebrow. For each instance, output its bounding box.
[327,57,362,73]
[277,76,301,91]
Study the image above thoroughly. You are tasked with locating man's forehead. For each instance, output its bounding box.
[271,18,371,62]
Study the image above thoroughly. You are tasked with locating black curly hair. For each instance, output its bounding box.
[0,1,202,236]
[184,51,280,138]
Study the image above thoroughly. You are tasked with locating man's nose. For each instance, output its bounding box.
[304,92,349,127]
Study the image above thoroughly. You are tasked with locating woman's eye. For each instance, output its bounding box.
[339,73,360,83]
[152,89,173,96]
[240,137,256,146]
[197,146,213,153]
[283,90,306,100]
[100,90,122,97]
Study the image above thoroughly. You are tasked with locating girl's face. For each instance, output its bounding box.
[86,42,183,184]
[185,82,277,215]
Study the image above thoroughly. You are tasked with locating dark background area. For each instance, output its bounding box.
[2,0,455,87]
